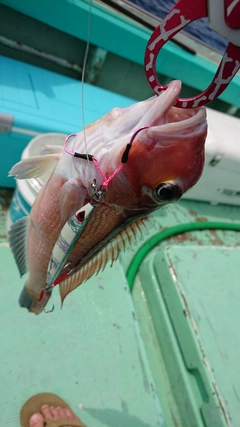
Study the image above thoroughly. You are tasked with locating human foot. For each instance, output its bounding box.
[20,393,86,427]
[29,404,82,427]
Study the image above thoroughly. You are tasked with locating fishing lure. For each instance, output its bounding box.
[38,127,151,311]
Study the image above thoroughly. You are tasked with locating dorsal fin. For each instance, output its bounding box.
[8,154,61,179]
[8,216,30,277]
[59,218,148,304]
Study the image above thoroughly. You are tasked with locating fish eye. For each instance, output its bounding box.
[154,182,183,203]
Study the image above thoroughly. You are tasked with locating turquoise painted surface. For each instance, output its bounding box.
[0,55,136,187]
[0,55,135,132]
[1,0,240,107]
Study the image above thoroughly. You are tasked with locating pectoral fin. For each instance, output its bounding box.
[39,145,64,155]
[8,216,30,277]
[60,179,88,225]
[8,154,61,179]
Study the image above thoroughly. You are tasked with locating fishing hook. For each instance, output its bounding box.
[38,285,55,314]
[44,304,55,313]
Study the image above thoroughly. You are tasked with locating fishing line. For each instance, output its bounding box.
[80,0,93,170]
[64,126,151,190]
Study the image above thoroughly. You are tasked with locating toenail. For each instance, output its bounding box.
[41,405,48,409]
[29,413,42,426]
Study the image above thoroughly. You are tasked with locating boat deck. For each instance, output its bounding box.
[0,189,163,427]
[1,191,240,426]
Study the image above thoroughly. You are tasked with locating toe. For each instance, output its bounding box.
[41,404,53,420]
[38,403,81,426]
[58,406,68,419]
[65,407,80,421]
[60,407,80,421]
[49,405,60,420]
[29,413,44,427]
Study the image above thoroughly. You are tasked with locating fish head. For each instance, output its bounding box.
[101,80,207,211]
[73,80,207,211]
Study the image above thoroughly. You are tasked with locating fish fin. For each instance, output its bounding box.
[60,180,87,225]
[8,216,30,277]
[8,154,61,179]
[58,217,147,304]
[39,145,64,155]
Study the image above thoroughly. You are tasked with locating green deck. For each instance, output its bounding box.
[157,245,240,426]
[0,243,164,427]
[122,199,240,427]
[1,191,240,426]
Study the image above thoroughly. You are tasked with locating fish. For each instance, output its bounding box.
[8,80,207,314]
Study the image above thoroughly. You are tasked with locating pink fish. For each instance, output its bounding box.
[9,80,207,314]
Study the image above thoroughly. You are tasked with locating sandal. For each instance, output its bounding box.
[20,392,87,427]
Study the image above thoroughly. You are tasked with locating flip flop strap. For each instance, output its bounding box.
[45,418,87,427]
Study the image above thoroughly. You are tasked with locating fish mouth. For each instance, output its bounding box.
[137,80,207,143]
[73,80,206,173]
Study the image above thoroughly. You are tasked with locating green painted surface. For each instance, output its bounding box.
[1,0,240,108]
[0,244,164,427]
[135,258,208,427]
[155,245,240,426]
[121,199,240,274]
[124,199,240,427]
[2,189,240,426]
